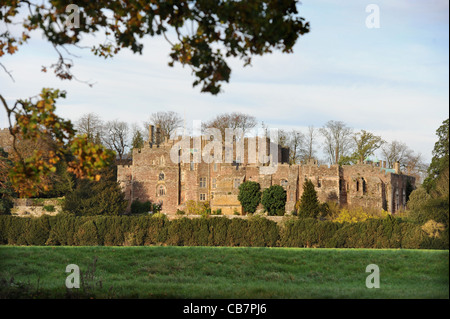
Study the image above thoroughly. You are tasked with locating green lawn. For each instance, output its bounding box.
[0,246,448,299]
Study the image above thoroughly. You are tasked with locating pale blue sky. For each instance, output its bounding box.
[0,0,448,163]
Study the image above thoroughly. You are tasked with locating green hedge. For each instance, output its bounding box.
[0,215,447,249]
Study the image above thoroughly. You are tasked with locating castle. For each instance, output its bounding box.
[117,125,416,215]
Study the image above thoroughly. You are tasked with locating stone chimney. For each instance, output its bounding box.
[394,161,401,174]
[149,125,154,146]
[155,124,161,146]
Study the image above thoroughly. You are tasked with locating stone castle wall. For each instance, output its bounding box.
[118,136,416,215]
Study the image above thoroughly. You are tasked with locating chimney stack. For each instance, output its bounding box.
[394,161,400,174]
[155,124,161,146]
[149,125,154,147]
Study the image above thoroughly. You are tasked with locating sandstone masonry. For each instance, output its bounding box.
[118,127,415,215]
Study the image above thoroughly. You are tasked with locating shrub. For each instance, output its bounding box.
[261,185,286,216]
[238,181,262,214]
[421,220,446,238]
[25,216,51,245]
[208,217,229,246]
[185,200,210,215]
[131,200,152,215]
[298,179,320,219]
[145,216,168,245]
[247,215,278,247]
[226,218,249,246]
[43,205,55,212]
[63,178,127,216]
[0,214,446,249]
[408,197,449,227]
[167,218,194,246]
[407,187,431,211]
[74,220,100,246]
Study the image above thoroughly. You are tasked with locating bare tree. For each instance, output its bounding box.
[303,125,317,162]
[143,111,183,139]
[288,129,305,164]
[278,129,305,164]
[103,120,130,161]
[403,150,428,184]
[319,120,354,165]
[380,140,410,168]
[202,112,257,139]
[75,113,103,142]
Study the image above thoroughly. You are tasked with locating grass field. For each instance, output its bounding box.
[0,246,448,299]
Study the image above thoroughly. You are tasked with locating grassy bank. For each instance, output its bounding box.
[0,246,448,299]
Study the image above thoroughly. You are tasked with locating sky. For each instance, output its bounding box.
[0,0,448,164]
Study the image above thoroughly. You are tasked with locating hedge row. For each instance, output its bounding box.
[0,215,447,249]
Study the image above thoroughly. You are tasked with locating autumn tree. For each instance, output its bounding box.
[0,90,114,197]
[0,147,14,214]
[1,0,309,94]
[0,1,310,193]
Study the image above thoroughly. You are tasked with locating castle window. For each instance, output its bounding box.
[190,162,194,171]
[234,178,241,189]
[199,193,206,201]
[158,185,166,196]
[159,172,165,181]
[160,156,165,165]
[211,192,214,200]
[362,178,367,194]
[281,179,288,187]
[212,178,217,189]
[317,180,321,188]
[356,180,360,192]
[199,177,207,188]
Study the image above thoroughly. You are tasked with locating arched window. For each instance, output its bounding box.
[158,185,166,196]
